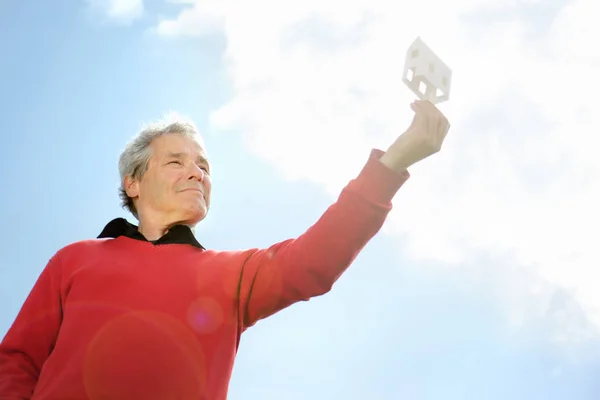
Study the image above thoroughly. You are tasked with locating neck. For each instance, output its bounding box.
[137,222,170,241]
[136,213,173,241]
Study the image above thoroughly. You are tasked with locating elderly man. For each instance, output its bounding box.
[0,100,450,399]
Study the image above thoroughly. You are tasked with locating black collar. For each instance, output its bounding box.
[97,217,205,249]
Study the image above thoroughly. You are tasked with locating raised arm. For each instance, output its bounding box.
[238,100,451,329]
[238,149,409,329]
[0,253,64,398]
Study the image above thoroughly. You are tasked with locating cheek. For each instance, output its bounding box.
[203,177,212,198]
[142,177,174,206]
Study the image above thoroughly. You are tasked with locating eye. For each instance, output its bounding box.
[196,164,209,173]
[168,160,183,165]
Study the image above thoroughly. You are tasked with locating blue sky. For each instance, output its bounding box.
[2,1,600,399]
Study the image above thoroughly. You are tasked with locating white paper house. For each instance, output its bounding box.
[402,37,452,104]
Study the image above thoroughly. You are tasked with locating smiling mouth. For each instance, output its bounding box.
[180,188,205,198]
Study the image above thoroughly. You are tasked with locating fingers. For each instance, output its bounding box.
[441,120,450,138]
[412,99,449,137]
[408,100,425,131]
[410,100,430,128]
[408,100,450,153]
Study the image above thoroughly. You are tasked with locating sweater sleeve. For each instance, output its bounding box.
[0,253,64,399]
[238,149,410,329]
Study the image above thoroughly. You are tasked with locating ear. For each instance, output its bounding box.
[123,175,140,199]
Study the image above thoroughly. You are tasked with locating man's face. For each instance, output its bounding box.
[127,133,212,227]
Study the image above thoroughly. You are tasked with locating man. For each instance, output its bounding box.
[0,100,450,399]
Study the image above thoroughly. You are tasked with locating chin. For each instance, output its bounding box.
[181,207,208,226]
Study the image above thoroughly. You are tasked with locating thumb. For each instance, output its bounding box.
[408,101,425,130]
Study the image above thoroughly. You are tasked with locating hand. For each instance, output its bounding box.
[380,100,450,173]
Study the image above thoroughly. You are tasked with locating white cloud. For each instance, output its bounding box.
[156,0,600,341]
[86,0,144,24]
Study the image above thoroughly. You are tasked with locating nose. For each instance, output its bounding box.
[189,164,205,182]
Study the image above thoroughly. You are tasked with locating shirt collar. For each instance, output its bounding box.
[97,217,205,250]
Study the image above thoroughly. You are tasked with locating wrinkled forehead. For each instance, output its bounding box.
[151,133,208,158]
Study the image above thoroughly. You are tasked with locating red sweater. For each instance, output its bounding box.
[0,149,409,400]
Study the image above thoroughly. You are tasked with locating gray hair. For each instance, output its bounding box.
[118,113,204,219]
